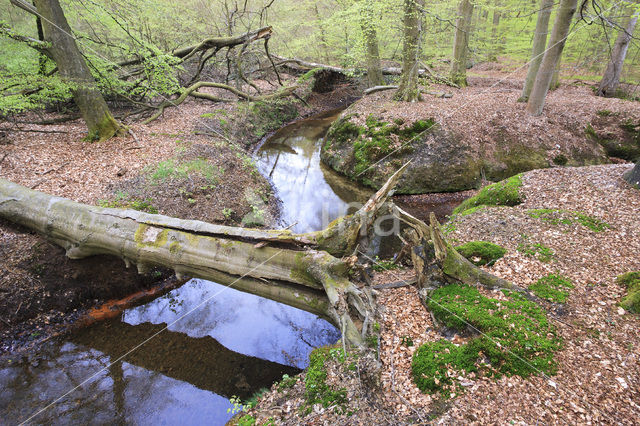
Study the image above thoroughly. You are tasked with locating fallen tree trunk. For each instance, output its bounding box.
[0,164,524,346]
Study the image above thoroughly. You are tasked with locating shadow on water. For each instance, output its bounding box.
[0,279,339,425]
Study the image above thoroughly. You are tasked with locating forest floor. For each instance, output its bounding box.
[0,66,639,423]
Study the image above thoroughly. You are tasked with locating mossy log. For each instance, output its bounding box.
[0,163,520,346]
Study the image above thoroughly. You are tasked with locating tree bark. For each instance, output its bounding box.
[450,0,474,87]
[31,0,126,141]
[395,0,425,102]
[526,0,578,116]
[488,1,502,61]
[359,1,385,87]
[624,160,640,188]
[597,10,638,97]
[519,0,554,101]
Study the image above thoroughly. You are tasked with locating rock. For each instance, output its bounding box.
[320,109,608,194]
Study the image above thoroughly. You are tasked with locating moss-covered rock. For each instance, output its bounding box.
[320,102,607,194]
[455,241,507,266]
[617,271,640,313]
[452,174,523,215]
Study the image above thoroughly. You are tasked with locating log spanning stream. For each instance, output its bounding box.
[0,110,460,424]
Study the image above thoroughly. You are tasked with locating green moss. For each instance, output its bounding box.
[169,241,181,255]
[324,115,435,178]
[98,192,158,214]
[146,158,221,185]
[526,209,610,232]
[414,284,560,396]
[617,271,640,313]
[134,224,168,248]
[453,174,523,215]
[529,274,574,303]
[411,339,478,396]
[297,67,323,83]
[459,205,487,217]
[517,238,554,263]
[455,241,507,266]
[304,346,348,409]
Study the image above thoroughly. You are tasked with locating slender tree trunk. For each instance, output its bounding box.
[520,0,554,102]
[526,0,577,116]
[33,0,125,141]
[488,2,501,61]
[549,58,561,89]
[394,0,425,102]
[32,1,48,75]
[450,0,474,87]
[359,1,385,87]
[597,10,638,97]
[624,160,640,188]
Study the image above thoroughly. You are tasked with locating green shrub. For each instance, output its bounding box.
[529,274,574,303]
[455,241,507,266]
[453,174,523,215]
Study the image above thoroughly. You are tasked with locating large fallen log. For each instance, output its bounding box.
[0,164,525,346]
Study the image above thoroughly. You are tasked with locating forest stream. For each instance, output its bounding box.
[0,110,458,425]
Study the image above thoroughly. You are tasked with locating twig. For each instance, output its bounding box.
[0,153,8,165]
[0,317,11,326]
[15,301,23,315]
[36,161,68,175]
[128,128,139,144]
[124,146,143,151]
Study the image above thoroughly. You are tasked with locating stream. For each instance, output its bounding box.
[1,109,458,425]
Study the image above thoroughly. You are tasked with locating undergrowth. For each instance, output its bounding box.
[452,174,523,215]
[455,241,507,266]
[413,284,560,397]
[97,191,158,213]
[529,274,574,303]
[517,236,555,263]
[303,346,349,413]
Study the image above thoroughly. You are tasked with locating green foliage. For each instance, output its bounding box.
[400,335,414,347]
[277,374,297,390]
[517,237,555,263]
[304,346,348,410]
[526,209,610,232]
[617,271,640,313]
[455,241,507,266]
[453,174,523,215]
[236,415,256,426]
[414,284,560,396]
[146,158,220,185]
[529,274,574,303]
[98,191,158,213]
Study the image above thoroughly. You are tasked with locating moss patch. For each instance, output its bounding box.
[517,237,555,263]
[98,191,158,214]
[325,114,435,178]
[304,346,348,411]
[529,274,574,303]
[452,174,523,215]
[617,271,640,313]
[413,284,560,396]
[526,209,611,232]
[455,241,506,266]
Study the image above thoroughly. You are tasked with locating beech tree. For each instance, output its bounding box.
[526,0,578,116]
[597,7,638,97]
[358,0,384,87]
[520,0,554,101]
[450,0,474,87]
[395,0,425,102]
[8,0,126,141]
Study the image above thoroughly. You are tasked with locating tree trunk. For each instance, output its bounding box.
[526,0,577,116]
[450,0,474,87]
[519,0,554,102]
[394,0,425,102]
[488,2,502,61]
[32,0,125,141]
[597,10,638,97]
[624,160,640,188]
[359,1,385,87]
[0,165,523,346]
